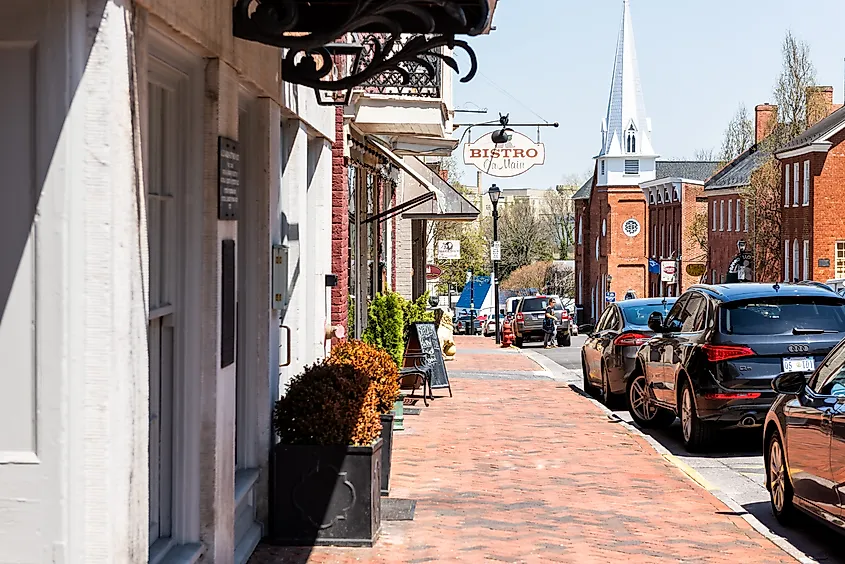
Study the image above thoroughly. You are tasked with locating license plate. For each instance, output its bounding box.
[783,357,815,373]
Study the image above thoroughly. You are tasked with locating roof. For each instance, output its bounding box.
[704,144,773,191]
[572,176,594,200]
[654,161,721,182]
[691,283,845,301]
[456,278,492,309]
[775,104,845,155]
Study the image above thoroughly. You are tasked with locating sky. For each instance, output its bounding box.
[452,0,845,191]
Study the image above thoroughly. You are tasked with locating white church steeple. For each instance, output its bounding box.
[596,0,657,186]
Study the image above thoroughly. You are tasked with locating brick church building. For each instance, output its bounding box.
[574,0,655,325]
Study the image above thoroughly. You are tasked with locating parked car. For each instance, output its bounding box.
[627,283,845,451]
[582,298,677,404]
[764,337,845,530]
[513,295,571,348]
[483,314,506,337]
[455,314,482,335]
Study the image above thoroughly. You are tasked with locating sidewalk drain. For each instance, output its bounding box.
[382,498,416,521]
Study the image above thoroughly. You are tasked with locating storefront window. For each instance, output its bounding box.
[348,165,357,338]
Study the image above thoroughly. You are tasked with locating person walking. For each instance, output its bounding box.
[543,298,557,349]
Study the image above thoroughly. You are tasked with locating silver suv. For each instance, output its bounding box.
[514,295,571,348]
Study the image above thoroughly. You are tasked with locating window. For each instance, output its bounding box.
[661,225,665,258]
[811,341,845,396]
[719,200,724,231]
[793,163,799,206]
[722,297,845,336]
[668,223,673,255]
[803,240,810,281]
[620,302,674,327]
[601,160,606,175]
[744,200,749,232]
[784,164,790,207]
[711,269,717,284]
[727,200,733,231]
[736,198,741,231]
[674,186,681,201]
[792,239,799,282]
[577,216,583,245]
[803,160,810,205]
[784,240,790,281]
[595,236,600,261]
[712,201,717,231]
[681,294,708,333]
[648,189,654,204]
[625,159,639,174]
[837,241,845,278]
[626,124,637,153]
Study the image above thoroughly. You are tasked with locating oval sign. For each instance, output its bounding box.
[686,264,706,277]
[463,131,546,178]
[426,264,442,281]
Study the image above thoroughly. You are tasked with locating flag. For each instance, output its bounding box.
[648,259,660,274]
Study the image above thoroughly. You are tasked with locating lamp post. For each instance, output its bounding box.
[468,268,475,336]
[489,184,502,343]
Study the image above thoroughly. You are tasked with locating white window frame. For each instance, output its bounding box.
[661,225,665,258]
[792,239,800,282]
[793,163,799,206]
[784,239,790,281]
[719,200,724,231]
[836,241,845,279]
[712,201,717,231]
[601,160,606,176]
[624,159,639,175]
[735,198,741,231]
[803,160,810,206]
[803,240,810,281]
[577,216,583,245]
[727,200,733,231]
[744,200,749,232]
[784,164,790,208]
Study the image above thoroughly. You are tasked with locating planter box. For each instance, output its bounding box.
[380,414,394,496]
[269,439,382,547]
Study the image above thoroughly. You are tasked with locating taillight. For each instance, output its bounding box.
[704,392,762,400]
[516,313,524,322]
[614,333,650,347]
[702,344,756,362]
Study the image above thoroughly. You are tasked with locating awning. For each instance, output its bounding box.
[364,136,480,224]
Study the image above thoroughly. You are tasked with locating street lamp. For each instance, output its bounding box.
[489,184,502,343]
[737,240,748,253]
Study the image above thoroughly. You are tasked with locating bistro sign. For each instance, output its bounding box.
[463,131,546,178]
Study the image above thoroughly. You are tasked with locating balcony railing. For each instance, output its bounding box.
[353,33,442,98]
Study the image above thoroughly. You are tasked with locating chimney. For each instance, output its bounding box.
[807,86,834,126]
[755,104,777,143]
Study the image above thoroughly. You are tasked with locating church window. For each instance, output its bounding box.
[626,125,637,153]
[624,160,639,175]
[600,160,606,175]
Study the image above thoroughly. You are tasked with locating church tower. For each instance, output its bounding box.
[596,0,657,186]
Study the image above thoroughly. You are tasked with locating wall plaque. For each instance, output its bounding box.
[819,258,831,268]
[218,137,240,220]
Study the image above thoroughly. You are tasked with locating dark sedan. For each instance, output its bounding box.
[764,338,845,531]
[627,283,845,451]
[581,298,676,404]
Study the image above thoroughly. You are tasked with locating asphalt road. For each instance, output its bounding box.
[530,334,845,564]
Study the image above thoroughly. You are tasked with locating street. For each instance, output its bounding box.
[534,335,845,564]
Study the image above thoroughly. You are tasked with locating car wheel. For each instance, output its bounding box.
[600,363,618,408]
[582,354,598,396]
[627,373,674,428]
[680,380,713,452]
[515,336,524,348]
[768,431,795,524]
[558,333,571,347]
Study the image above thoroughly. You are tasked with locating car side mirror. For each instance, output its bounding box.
[772,372,807,395]
[647,312,665,333]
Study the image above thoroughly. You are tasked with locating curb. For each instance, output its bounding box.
[536,354,816,564]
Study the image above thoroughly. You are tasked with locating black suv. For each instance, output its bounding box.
[627,283,845,451]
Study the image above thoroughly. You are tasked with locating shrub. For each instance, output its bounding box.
[362,292,405,367]
[403,292,435,341]
[273,362,381,447]
[329,340,400,414]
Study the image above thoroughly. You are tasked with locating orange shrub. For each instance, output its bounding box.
[329,340,400,414]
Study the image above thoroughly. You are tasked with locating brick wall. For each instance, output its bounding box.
[808,128,845,281]
[680,183,707,291]
[330,106,349,334]
[706,191,748,283]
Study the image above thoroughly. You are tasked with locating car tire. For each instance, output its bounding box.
[767,430,796,524]
[582,354,598,396]
[515,336,524,348]
[600,363,618,408]
[679,380,713,452]
[626,373,674,428]
[558,333,571,347]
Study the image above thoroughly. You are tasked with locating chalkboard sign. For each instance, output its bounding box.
[405,322,451,391]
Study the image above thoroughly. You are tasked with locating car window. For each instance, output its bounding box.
[596,307,613,331]
[664,294,690,331]
[811,342,845,395]
[521,298,552,312]
[722,297,845,335]
[681,294,707,333]
[620,302,675,327]
[609,308,621,330]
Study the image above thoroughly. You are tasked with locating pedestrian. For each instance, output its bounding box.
[543,298,557,348]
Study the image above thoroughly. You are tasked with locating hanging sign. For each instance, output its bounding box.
[661,261,678,284]
[463,131,546,178]
[686,264,707,278]
[426,264,442,281]
[490,241,502,261]
[437,240,461,260]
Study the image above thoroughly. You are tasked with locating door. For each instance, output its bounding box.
[661,293,708,406]
[595,306,622,375]
[829,377,845,520]
[585,307,613,384]
[0,3,66,560]
[649,295,689,404]
[786,343,845,516]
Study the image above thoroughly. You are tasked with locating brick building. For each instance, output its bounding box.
[640,162,720,297]
[775,99,845,283]
[574,0,655,324]
[703,104,779,283]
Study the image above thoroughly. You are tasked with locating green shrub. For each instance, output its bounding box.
[273,362,381,447]
[329,340,400,414]
[403,292,435,341]
[362,292,405,367]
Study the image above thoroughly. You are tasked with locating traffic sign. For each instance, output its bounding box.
[605,291,617,303]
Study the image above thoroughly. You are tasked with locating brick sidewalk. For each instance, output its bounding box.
[250,359,792,563]
[448,335,544,373]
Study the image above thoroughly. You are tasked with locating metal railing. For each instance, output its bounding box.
[353,33,442,98]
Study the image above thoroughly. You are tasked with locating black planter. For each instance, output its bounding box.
[380,414,394,496]
[269,439,382,547]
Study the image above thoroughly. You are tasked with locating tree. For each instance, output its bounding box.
[719,104,755,163]
[545,262,575,299]
[542,181,579,260]
[774,31,817,141]
[501,261,551,292]
[497,199,554,278]
[693,148,717,161]
[432,218,490,293]
[686,211,709,262]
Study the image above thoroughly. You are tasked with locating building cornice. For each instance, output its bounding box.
[774,141,833,160]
